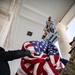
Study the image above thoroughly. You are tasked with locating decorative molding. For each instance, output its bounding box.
[60,3,75,26]
[16,4,48,26]
[22,4,48,18]
[15,3,49,26]
[0,8,10,17]
[18,13,45,26]
[0,0,16,19]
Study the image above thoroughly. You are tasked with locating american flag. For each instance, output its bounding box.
[15,40,64,75]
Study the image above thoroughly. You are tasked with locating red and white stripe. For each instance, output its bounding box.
[15,41,64,75]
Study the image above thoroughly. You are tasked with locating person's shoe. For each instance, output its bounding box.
[42,35,45,39]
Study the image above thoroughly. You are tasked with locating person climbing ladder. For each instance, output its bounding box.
[42,16,55,39]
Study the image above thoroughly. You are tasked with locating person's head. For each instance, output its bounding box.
[48,16,51,21]
[69,37,75,49]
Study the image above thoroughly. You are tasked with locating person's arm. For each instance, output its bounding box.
[51,21,55,29]
[51,21,54,25]
[0,47,30,61]
[45,21,48,28]
[46,21,48,25]
[60,58,68,66]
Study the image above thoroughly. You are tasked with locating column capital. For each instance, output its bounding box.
[56,23,68,32]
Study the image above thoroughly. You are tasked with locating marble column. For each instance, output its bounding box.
[56,23,70,59]
[0,4,17,48]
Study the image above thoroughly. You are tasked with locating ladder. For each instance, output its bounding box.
[43,32,60,44]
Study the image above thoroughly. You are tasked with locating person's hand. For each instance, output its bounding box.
[30,51,36,54]
[45,57,50,61]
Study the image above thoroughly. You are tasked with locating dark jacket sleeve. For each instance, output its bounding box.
[0,47,30,61]
[60,58,68,66]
